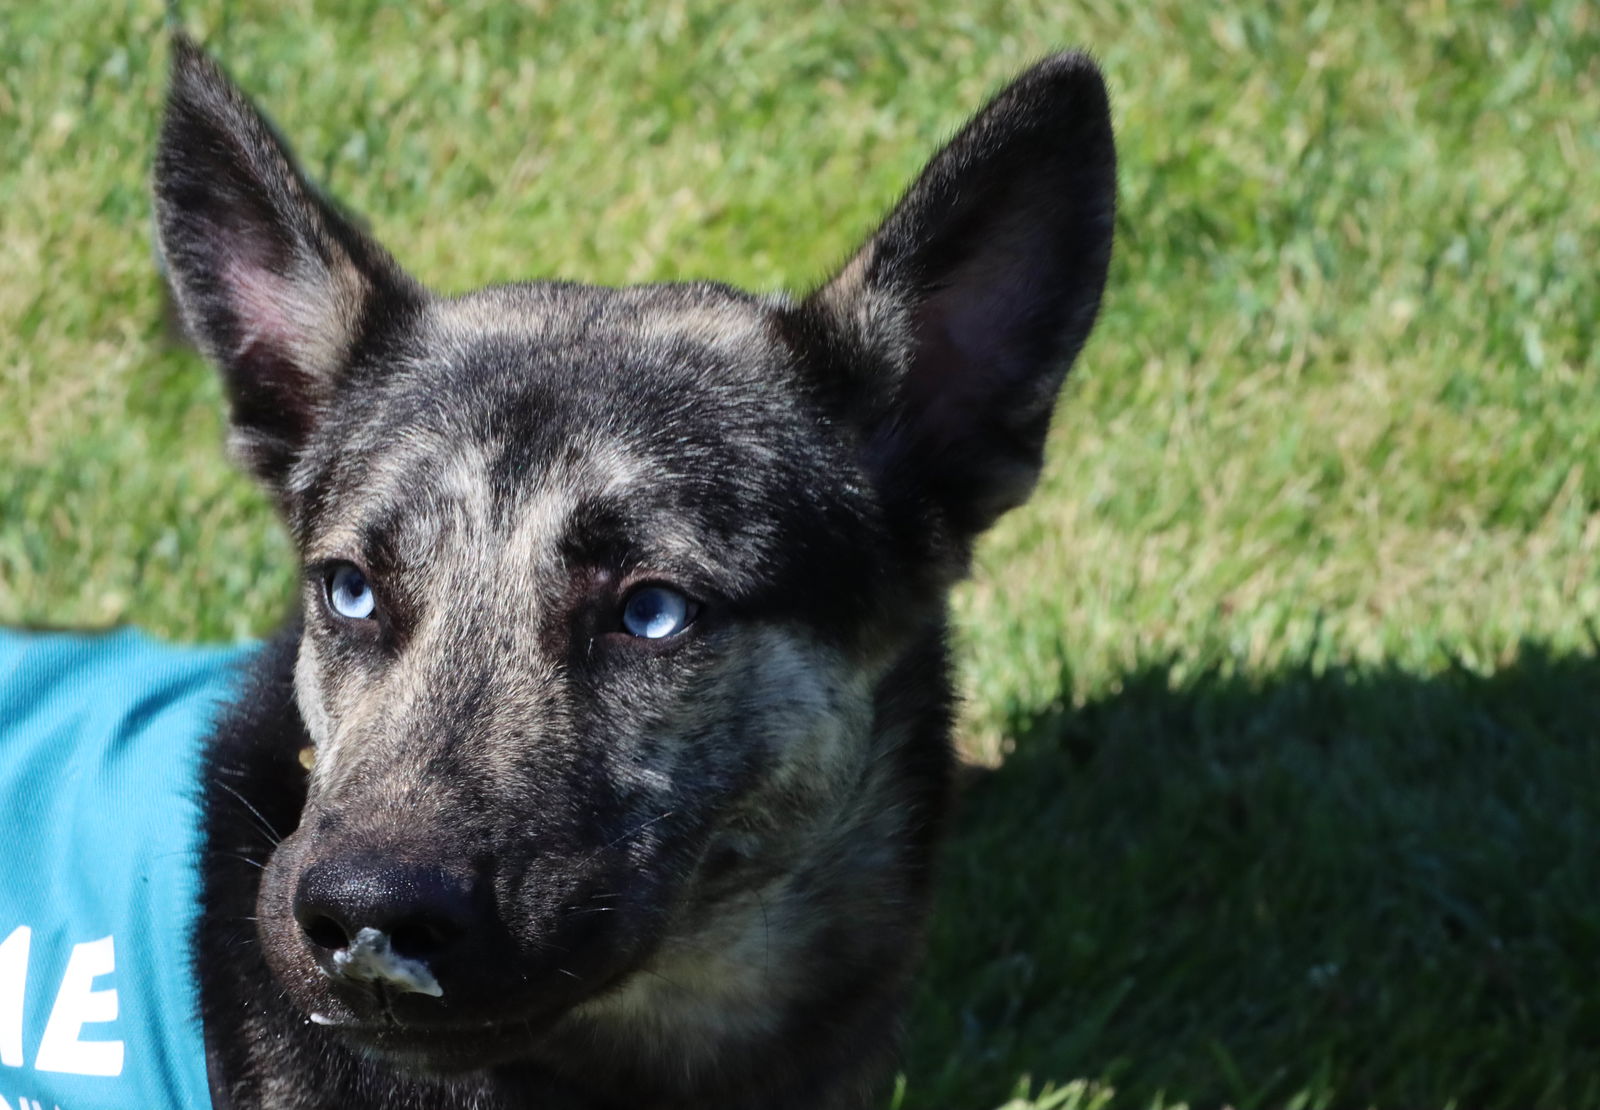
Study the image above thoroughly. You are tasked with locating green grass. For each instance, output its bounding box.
[3,1,1598,1106]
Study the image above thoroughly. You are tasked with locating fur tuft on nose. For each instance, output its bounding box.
[293,857,477,996]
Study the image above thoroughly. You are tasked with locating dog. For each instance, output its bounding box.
[149,31,1113,1109]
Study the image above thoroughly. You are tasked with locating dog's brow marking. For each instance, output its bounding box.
[582,437,643,499]
[507,475,577,558]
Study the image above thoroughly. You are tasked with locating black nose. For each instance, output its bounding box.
[294,856,478,987]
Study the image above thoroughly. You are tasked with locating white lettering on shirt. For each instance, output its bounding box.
[33,937,122,1077]
[0,927,29,1068]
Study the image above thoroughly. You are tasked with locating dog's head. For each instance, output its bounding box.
[156,36,1112,1076]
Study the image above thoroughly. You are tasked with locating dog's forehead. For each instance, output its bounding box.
[419,281,798,444]
[433,281,781,354]
[298,281,862,587]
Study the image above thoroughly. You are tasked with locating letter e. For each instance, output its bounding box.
[34,936,123,1077]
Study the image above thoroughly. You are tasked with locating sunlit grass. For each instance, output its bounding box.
[3,2,1597,1107]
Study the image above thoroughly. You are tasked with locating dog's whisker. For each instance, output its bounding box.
[212,778,284,847]
[578,811,675,867]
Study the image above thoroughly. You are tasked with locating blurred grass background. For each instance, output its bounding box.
[2,1,1598,1107]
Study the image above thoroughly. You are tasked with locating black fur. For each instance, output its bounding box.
[159,33,1114,1110]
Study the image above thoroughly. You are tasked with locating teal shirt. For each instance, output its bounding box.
[0,629,253,1110]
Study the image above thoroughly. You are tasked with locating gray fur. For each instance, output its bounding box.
[158,32,1115,1110]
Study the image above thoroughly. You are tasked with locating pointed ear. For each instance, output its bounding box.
[797,52,1115,546]
[153,34,418,493]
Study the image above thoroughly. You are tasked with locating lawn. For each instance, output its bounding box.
[3,1,1598,1107]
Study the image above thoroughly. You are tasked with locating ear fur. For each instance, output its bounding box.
[796,52,1116,549]
[153,33,418,492]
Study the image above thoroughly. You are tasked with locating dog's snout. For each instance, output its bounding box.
[294,856,477,993]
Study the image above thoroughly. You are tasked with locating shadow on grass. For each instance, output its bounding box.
[904,645,1600,1110]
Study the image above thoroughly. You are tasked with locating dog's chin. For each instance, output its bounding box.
[319,1017,553,1075]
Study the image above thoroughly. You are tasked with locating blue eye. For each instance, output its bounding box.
[621,586,694,639]
[327,564,376,621]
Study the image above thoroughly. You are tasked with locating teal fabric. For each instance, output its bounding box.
[0,629,253,1110]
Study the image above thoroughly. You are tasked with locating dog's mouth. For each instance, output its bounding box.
[308,1011,556,1073]
[299,957,644,1074]
[281,943,643,1068]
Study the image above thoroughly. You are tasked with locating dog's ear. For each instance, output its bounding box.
[798,52,1115,549]
[153,34,418,492]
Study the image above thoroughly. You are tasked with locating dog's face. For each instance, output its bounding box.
[156,37,1112,1076]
